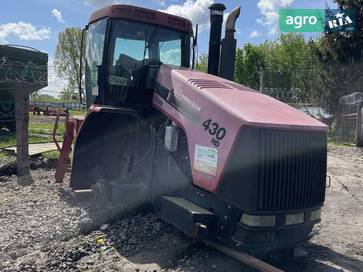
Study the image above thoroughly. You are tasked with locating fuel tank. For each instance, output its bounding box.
[153,65,327,211]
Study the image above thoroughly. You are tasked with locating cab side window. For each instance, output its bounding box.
[159,39,181,66]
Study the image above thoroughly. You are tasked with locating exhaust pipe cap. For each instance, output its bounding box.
[209,3,226,12]
[225,6,241,39]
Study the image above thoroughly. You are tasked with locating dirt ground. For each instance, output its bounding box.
[0,145,362,272]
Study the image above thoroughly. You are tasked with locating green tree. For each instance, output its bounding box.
[29,91,40,101]
[36,94,59,103]
[54,28,85,102]
[312,0,363,114]
[30,94,59,102]
[264,33,318,102]
[234,43,267,89]
[234,33,319,103]
[58,87,77,102]
[196,54,208,72]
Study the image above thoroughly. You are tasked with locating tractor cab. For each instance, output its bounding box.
[83,5,193,107]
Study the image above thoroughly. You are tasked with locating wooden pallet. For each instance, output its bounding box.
[3,142,61,156]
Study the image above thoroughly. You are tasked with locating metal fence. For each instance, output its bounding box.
[30,101,83,110]
[259,69,316,104]
[339,92,363,146]
[340,105,359,143]
[0,100,84,134]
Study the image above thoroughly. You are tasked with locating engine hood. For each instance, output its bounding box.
[153,65,327,193]
[156,65,327,131]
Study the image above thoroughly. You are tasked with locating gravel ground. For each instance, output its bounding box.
[0,145,362,272]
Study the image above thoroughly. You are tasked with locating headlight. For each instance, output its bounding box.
[310,209,321,222]
[240,213,276,227]
[285,213,304,225]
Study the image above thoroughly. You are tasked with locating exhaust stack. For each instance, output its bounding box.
[207,3,226,76]
[219,6,241,80]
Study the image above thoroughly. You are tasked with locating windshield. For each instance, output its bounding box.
[108,19,190,88]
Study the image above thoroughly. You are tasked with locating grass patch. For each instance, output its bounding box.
[29,135,54,143]
[42,150,60,160]
[328,140,355,147]
[0,151,7,160]
[0,134,60,164]
[0,133,53,148]
[69,109,87,116]
[29,122,65,135]
[0,117,64,161]
[0,134,17,148]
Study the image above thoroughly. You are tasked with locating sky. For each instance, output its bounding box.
[0,0,337,96]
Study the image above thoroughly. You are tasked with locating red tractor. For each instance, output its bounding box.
[56,3,327,256]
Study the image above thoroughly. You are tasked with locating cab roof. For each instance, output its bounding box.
[89,4,193,34]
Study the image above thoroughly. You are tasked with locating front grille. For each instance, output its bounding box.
[257,129,327,210]
[218,127,327,212]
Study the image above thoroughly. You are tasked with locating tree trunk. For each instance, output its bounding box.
[15,90,31,181]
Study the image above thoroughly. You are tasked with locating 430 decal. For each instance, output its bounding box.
[202,119,226,147]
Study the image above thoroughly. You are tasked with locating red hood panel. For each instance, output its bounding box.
[167,67,326,130]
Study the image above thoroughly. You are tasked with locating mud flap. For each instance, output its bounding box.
[70,109,153,190]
